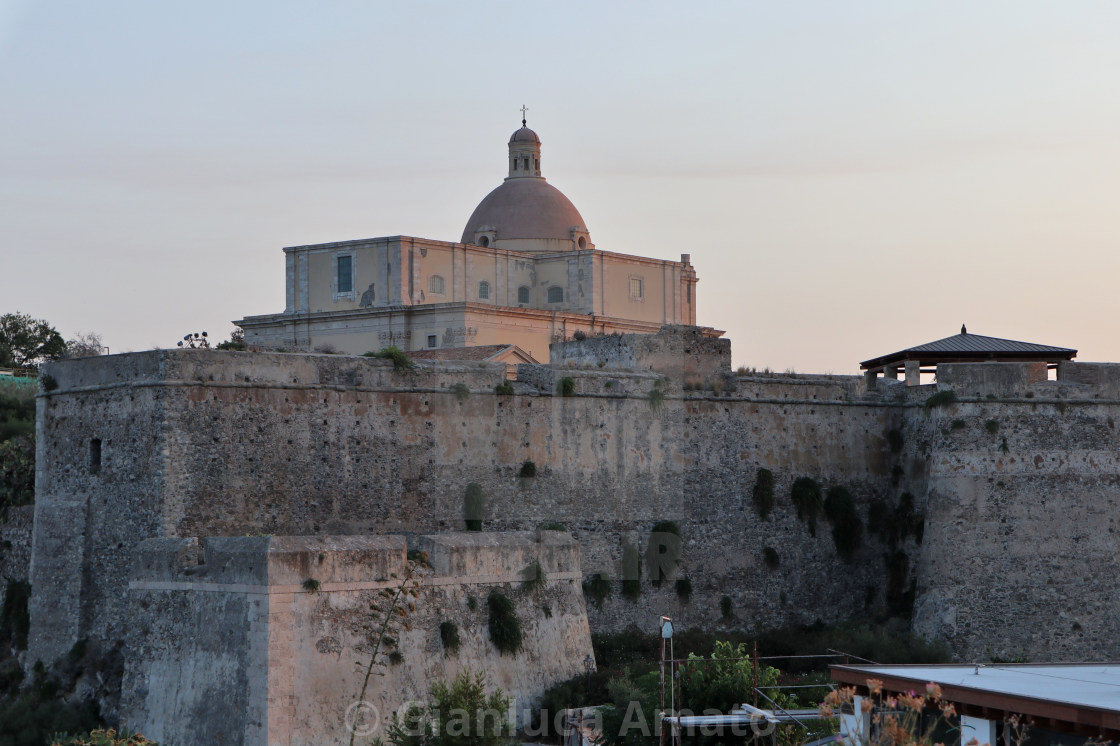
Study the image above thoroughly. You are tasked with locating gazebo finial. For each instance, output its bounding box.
[961,324,967,335]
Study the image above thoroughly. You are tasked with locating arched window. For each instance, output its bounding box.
[429,275,445,295]
[478,281,490,300]
[479,235,490,247]
[517,286,530,304]
[547,286,564,304]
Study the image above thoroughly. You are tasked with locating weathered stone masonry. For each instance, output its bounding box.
[23,327,1120,739]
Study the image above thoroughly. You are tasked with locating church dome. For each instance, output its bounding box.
[509,126,541,144]
[460,121,591,251]
[461,178,587,243]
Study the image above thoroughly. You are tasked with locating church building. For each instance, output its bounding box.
[236,120,714,361]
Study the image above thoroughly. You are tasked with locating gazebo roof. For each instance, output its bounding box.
[861,327,1076,371]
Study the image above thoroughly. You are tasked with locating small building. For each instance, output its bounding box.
[861,327,1077,386]
[236,120,709,361]
[832,663,1120,745]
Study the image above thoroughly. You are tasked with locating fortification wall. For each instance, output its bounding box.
[31,347,907,669]
[29,339,1120,702]
[910,362,1120,662]
[550,325,731,381]
[121,531,591,746]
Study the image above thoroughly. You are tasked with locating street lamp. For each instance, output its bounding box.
[583,654,595,692]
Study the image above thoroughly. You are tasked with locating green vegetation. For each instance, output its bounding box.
[493,381,514,396]
[214,328,248,351]
[385,671,512,746]
[762,546,780,570]
[449,383,470,401]
[0,659,102,746]
[51,729,160,745]
[464,482,484,531]
[0,312,66,370]
[301,578,320,593]
[790,476,823,535]
[362,345,416,371]
[487,591,522,655]
[558,377,575,397]
[823,486,863,562]
[406,549,430,568]
[675,576,692,603]
[647,387,665,414]
[349,557,425,745]
[521,561,545,593]
[985,418,1000,434]
[922,389,957,415]
[582,573,611,610]
[868,492,924,550]
[950,418,966,430]
[439,620,461,656]
[751,467,775,520]
[518,460,536,479]
[539,521,566,531]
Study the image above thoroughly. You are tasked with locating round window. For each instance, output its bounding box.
[479,235,490,247]
[577,236,587,249]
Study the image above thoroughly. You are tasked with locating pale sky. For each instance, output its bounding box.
[2,1,1118,373]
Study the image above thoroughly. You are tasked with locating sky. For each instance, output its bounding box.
[1,1,1118,373]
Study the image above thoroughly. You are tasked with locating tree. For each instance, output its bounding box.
[65,331,105,359]
[0,312,66,369]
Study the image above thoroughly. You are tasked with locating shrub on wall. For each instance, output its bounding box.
[922,389,957,415]
[522,561,545,593]
[648,388,665,414]
[675,576,692,603]
[363,345,416,371]
[751,468,775,520]
[790,477,822,535]
[494,382,514,396]
[823,486,863,562]
[539,521,566,531]
[439,621,461,657]
[464,483,484,531]
[518,461,537,479]
[559,377,575,397]
[449,383,470,401]
[487,591,522,655]
[583,573,611,610]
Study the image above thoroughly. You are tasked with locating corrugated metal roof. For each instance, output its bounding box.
[861,331,1076,369]
[904,332,1075,355]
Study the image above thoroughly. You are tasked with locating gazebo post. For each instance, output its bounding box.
[904,360,920,386]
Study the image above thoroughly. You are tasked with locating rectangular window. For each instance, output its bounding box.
[630,277,643,299]
[337,255,353,294]
[427,335,437,348]
[89,438,102,475]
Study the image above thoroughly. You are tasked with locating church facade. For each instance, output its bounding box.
[236,122,712,360]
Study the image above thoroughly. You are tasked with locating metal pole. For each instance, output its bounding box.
[752,640,759,708]
[659,625,666,746]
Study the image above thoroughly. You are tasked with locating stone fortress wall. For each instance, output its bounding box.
[120,531,591,746]
[15,325,1120,740]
